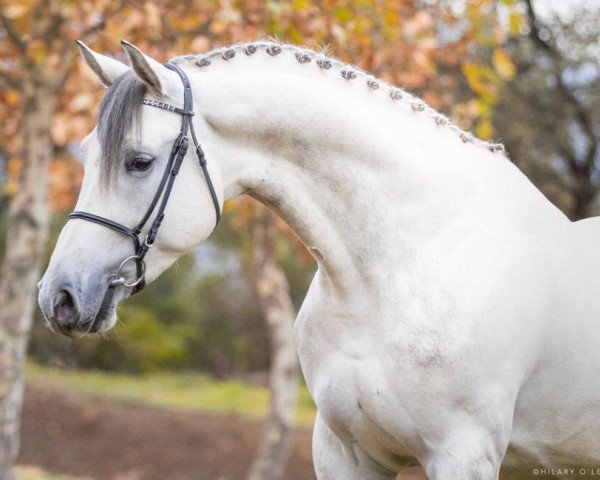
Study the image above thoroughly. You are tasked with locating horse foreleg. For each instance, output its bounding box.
[422,427,505,480]
[312,412,397,480]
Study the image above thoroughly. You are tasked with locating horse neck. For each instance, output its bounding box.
[184,54,554,300]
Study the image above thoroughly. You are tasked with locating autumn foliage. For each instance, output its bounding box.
[0,0,519,215]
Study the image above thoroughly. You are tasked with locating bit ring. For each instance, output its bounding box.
[111,255,146,288]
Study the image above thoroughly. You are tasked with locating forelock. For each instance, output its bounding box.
[97,71,146,183]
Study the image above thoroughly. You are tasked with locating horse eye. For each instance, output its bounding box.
[126,153,154,172]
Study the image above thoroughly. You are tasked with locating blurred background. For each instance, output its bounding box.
[0,0,598,479]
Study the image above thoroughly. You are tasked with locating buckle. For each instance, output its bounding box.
[174,134,188,150]
[196,144,207,166]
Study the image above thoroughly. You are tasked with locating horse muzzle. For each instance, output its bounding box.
[38,275,121,338]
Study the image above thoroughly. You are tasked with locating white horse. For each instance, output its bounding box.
[38,41,600,480]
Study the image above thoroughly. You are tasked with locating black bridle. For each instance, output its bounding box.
[69,63,221,294]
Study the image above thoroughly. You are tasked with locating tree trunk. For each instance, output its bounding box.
[569,154,598,220]
[571,181,596,220]
[0,79,54,478]
[247,208,299,480]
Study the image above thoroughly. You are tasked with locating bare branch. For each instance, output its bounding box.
[81,19,106,39]
[42,11,65,44]
[163,17,212,44]
[51,38,75,94]
[49,16,106,94]
[0,11,27,54]
[524,0,555,53]
[0,64,20,90]
[30,0,52,38]
[0,76,14,90]
[78,1,126,39]
[525,0,598,146]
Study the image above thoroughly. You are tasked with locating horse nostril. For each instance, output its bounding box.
[53,289,79,327]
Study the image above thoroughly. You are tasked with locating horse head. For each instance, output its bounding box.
[38,42,222,337]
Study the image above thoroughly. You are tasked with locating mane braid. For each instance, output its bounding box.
[171,41,506,155]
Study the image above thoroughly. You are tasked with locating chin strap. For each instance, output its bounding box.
[69,62,221,294]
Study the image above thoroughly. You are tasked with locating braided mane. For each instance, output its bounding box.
[171,41,506,155]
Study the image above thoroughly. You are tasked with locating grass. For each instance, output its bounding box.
[15,466,90,480]
[25,362,317,426]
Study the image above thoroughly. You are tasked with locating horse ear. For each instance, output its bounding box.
[120,40,179,99]
[75,40,128,87]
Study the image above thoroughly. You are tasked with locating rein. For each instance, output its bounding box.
[69,63,221,294]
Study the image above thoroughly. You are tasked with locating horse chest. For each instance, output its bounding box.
[294,283,425,463]
[295,306,423,470]
[295,295,375,428]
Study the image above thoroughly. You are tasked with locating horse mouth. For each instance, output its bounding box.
[86,285,118,333]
